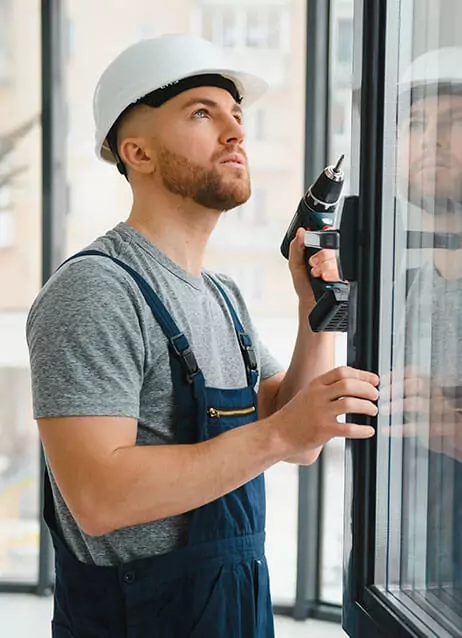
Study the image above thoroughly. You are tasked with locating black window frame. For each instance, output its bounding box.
[342,0,461,636]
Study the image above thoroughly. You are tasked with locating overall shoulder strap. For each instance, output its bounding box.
[60,250,202,384]
[206,273,258,388]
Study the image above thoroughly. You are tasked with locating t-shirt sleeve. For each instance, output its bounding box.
[214,273,284,382]
[26,257,146,419]
[257,339,284,381]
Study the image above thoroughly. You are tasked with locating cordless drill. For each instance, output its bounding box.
[280,155,350,332]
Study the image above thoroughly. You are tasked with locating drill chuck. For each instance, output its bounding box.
[280,155,345,259]
[280,155,350,332]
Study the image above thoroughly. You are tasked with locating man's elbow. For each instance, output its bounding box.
[71,489,120,537]
[78,513,115,538]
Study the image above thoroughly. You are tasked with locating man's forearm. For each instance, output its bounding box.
[275,304,336,465]
[83,416,291,536]
[276,304,336,409]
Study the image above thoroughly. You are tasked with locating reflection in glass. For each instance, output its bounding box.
[399,49,462,625]
[377,2,462,633]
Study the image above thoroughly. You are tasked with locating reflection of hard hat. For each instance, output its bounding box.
[93,34,268,163]
[399,46,462,92]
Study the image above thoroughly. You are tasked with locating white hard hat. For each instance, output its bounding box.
[399,46,462,92]
[93,33,269,164]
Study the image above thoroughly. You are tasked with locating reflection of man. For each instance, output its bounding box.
[394,47,462,462]
[391,46,462,596]
[398,69,462,225]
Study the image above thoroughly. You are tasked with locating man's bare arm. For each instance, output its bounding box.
[39,367,378,537]
[39,414,284,537]
[257,231,341,465]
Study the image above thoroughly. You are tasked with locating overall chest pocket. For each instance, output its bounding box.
[206,405,256,435]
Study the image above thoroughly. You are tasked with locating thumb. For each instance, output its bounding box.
[288,227,306,269]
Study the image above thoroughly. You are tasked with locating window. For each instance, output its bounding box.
[331,98,346,135]
[222,9,240,48]
[372,1,462,634]
[0,0,41,584]
[0,157,13,232]
[0,1,12,84]
[233,188,267,227]
[65,18,76,61]
[249,187,267,225]
[247,9,265,47]
[0,211,15,248]
[246,8,282,49]
[200,5,287,51]
[245,108,266,141]
[336,18,353,65]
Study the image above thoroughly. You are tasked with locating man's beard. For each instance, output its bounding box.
[407,175,462,217]
[157,144,251,211]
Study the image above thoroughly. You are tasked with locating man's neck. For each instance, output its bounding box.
[126,192,221,276]
[423,210,462,280]
[433,249,462,280]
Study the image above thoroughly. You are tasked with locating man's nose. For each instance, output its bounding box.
[220,115,245,145]
[423,117,452,149]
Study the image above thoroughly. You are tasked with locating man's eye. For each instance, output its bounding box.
[193,109,209,119]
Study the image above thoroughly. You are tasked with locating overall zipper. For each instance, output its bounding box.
[208,406,256,418]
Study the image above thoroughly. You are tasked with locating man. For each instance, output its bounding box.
[393,47,462,462]
[27,34,378,637]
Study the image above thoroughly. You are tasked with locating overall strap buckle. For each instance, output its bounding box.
[170,333,201,383]
[238,332,257,371]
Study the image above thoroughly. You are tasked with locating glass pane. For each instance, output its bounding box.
[221,9,240,48]
[376,0,462,634]
[0,0,41,583]
[63,0,306,606]
[319,0,355,605]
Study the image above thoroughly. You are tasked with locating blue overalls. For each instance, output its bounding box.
[44,251,275,638]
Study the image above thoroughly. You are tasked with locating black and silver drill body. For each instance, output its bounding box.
[280,156,350,332]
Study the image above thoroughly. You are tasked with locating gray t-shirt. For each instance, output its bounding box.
[26,222,282,566]
[404,263,462,585]
[405,263,462,392]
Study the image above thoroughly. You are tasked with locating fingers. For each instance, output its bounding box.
[320,368,379,431]
[309,249,341,280]
[289,229,343,282]
[321,365,380,388]
[308,250,337,268]
[335,422,375,439]
[327,379,380,404]
[311,258,341,282]
[334,396,379,418]
[288,228,306,268]
[282,366,380,450]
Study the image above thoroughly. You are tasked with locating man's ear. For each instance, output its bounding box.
[119,137,155,175]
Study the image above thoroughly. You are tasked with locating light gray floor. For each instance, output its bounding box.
[0,594,346,637]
